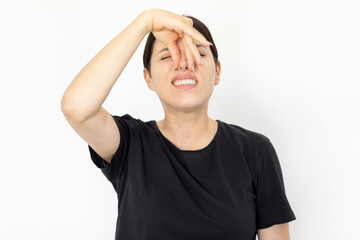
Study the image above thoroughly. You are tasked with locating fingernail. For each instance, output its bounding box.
[192,64,195,72]
[207,41,213,46]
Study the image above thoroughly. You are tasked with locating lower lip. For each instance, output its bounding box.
[172,83,198,89]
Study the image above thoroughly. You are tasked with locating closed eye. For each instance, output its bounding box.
[161,53,205,60]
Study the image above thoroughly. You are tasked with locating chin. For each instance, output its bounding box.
[173,101,208,111]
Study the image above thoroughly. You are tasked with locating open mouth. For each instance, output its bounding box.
[171,79,198,87]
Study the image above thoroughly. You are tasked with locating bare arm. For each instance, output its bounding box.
[60,9,211,163]
[61,8,210,121]
[257,223,291,240]
[61,10,151,121]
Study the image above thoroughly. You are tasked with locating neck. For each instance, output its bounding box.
[156,113,217,149]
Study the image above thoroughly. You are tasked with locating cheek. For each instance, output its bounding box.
[161,58,175,67]
[203,63,217,83]
[152,60,174,75]
[150,63,173,87]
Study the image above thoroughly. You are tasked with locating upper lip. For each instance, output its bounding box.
[172,74,198,84]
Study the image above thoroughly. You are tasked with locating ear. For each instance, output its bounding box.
[214,60,221,86]
[143,68,155,91]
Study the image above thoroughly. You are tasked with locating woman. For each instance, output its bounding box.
[61,8,296,240]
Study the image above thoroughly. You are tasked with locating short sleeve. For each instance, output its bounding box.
[255,138,296,229]
[88,113,133,182]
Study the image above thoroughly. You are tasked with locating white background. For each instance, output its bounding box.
[1,0,359,239]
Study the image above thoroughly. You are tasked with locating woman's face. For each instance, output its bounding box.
[143,38,221,113]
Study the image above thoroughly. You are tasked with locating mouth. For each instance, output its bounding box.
[171,73,198,87]
[171,79,198,89]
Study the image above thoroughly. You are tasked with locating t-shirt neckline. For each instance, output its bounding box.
[151,119,221,153]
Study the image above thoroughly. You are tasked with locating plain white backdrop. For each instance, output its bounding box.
[1,0,359,239]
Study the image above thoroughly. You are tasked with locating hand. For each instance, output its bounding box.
[146,8,211,70]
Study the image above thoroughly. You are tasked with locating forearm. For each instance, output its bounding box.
[61,10,152,122]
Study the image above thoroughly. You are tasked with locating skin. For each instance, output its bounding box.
[143,36,221,150]
[150,8,211,70]
[62,8,292,237]
[143,34,292,240]
[257,222,291,240]
[146,10,292,239]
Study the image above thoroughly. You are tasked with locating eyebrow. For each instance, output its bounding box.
[156,44,208,56]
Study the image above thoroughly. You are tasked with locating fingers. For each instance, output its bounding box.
[167,42,181,70]
[182,37,195,72]
[152,10,211,47]
[183,34,202,68]
[174,34,202,72]
[181,24,212,48]
[176,37,194,72]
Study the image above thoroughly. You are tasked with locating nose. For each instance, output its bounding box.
[178,62,188,70]
[176,38,192,71]
[178,50,188,70]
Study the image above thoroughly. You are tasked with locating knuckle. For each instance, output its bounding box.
[186,17,193,25]
[185,36,193,45]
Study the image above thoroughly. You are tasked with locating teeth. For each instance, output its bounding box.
[173,79,198,86]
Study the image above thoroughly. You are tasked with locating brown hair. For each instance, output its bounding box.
[143,15,218,77]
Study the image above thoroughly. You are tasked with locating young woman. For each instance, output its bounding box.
[61,8,296,240]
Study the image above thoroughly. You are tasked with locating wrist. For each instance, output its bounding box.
[139,9,154,34]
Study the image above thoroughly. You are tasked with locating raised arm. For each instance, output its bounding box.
[61,10,151,121]
[60,9,211,163]
[61,8,210,121]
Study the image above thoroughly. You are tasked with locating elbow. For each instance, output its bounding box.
[61,98,85,122]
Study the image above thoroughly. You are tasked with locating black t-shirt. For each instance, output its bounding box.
[88,113,296,240]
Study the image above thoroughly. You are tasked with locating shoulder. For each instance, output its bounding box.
[219,120,274,169]
[111,113,155,138]
[220,120,270,146]
[220,121,280,185]
[112,113,148,128]
[112,113,138,124]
